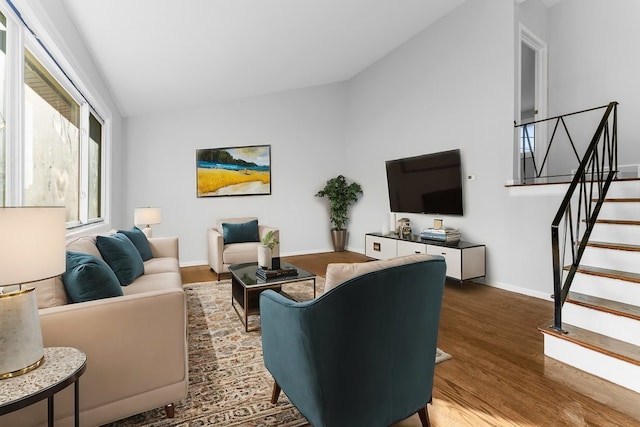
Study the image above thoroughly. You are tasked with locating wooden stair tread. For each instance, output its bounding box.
[567,291,640,321]
[539,322,640,366]
[573,265,640,284]
[587,241,640,252]
[594,219,640,226]
[600,198,640,203]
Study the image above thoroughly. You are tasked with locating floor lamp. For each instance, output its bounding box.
[0,207,66,379]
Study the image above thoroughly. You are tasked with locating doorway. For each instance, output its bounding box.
[517,24,548,183]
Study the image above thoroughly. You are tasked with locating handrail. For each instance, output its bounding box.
[515,103,613,184]
[549,101,618,332]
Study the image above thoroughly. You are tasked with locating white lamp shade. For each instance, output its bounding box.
[0,207,66,286]
[134,207,162,226]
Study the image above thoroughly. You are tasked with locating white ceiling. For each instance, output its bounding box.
[60,0,467,117]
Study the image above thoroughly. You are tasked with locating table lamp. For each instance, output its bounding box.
[133,207,162,237]
[0,207,66,379]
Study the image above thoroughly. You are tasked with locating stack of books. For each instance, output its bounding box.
[256,266,298,280]
[420,227,461,243]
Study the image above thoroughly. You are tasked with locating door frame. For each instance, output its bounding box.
[516,23,548,182]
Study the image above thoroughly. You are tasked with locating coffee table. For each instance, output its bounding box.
[229,260,316,332]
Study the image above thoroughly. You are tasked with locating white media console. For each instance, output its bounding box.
[365,233,486,281]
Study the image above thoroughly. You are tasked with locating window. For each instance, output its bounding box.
[0,3,107,228]
[24,49,81,222]
[520,123,535,155]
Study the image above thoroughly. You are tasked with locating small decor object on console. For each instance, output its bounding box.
[421,227,461,243]
[396,217,412,238]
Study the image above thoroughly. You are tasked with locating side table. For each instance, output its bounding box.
[0,347,87,427]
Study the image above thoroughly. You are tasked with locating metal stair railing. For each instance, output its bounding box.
[549,101,618,332]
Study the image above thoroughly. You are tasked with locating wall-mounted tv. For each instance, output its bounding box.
[386,149,463,215]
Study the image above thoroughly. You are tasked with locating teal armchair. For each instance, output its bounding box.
[260,255,446,427]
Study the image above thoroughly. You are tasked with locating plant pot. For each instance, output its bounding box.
[257,245,272,269]
[331,229,347,252]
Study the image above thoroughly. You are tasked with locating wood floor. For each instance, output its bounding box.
[180,252,640,426]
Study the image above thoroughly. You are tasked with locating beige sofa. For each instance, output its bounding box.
[0,233,188,427]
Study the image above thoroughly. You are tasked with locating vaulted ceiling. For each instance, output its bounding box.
[61,0,468,117]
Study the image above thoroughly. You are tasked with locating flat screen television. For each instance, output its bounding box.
[385,149,463,215]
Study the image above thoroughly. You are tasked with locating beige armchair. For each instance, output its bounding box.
[207,217,280,279]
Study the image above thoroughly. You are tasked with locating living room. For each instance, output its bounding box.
[2,0,640,425]
[2,0,636,299]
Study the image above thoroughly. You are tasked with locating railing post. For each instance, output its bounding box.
[551,224,563,331]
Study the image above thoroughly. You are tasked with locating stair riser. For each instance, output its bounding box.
[597,203,640,220]
[605,180,640,198]
[580,246,640,274]
[588,223,640,245]
[571,272,640,306]
[543,333,640,393]
[562,303,640,346]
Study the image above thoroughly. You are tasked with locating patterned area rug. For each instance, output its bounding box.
[104,278,451,426]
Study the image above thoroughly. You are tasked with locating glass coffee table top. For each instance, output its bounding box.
[229,260,315,286]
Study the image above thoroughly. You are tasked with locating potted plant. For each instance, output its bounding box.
[315,175,363,251]
[258,230,279,269]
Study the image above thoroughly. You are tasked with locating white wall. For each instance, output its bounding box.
[344,0,560,299]
[119,1,639,299]
[548,0,640,167]
[123,84,348,264]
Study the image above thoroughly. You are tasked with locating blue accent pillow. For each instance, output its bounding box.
[96,233,145,286]
[62,251,123,303]
[222,220,259,244]
[118,226,153,261]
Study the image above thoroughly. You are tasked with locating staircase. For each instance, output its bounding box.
[540,179,640,393]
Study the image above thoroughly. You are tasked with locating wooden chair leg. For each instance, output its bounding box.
[164,403,175,418]
[417,404,431,427]
[271,381,282,404]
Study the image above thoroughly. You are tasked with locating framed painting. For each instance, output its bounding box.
[196,145,272,197]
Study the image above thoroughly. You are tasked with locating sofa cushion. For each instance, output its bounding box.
[143,256,180,275]
[323,254,439,293]
[96,233,145,285]
[222,219,259,244]
[63,251,123,303]
[66,235,103,260]
[32,276,68,308]
[118,226,153,261]
[120,271,183,296]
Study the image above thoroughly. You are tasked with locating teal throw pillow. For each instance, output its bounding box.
[222,219,259,244]
[96,233,145,286]
[118,226,153,261]
[63,251,123,303]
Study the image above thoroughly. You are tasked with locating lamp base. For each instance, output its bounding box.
[0,355,45,379]
[0,288,45,380]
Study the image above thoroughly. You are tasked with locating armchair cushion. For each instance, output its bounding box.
[324,253,437,292]
[221,219,259,244]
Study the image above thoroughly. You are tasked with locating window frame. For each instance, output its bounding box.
[0,0,110,231]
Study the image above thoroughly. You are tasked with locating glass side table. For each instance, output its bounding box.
[0,347,87,427]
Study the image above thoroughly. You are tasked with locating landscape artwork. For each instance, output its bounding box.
[196,145,272,197]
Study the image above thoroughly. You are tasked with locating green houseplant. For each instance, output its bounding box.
[315,175,363,251]
[258,230,279,269]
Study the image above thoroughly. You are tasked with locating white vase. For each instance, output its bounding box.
[257,245,272,269]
